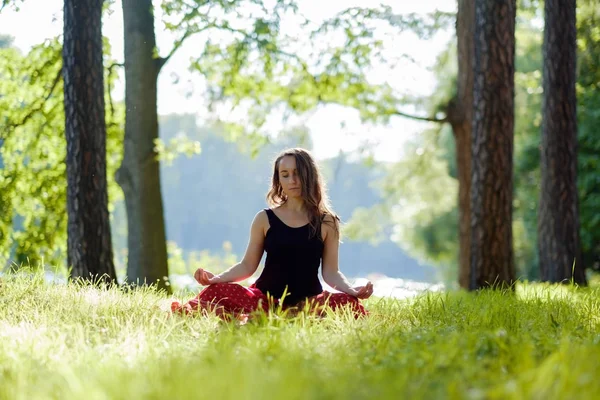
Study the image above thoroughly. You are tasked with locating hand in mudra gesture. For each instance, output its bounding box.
[194,268,219,286]
[351,281,374,299]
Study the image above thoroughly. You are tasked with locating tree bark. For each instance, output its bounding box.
[469,0,516,290]
[118,0,170,291]
[450,0,475,289]
[63,0,117,282]
[538,0,586,284]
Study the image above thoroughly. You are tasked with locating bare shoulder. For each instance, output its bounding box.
[322,213,338,224]
[321,213,340,241]
[252,209,269,233]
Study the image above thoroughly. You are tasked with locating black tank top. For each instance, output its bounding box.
[255,208,324,306]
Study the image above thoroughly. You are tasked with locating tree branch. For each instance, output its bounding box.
[108,62,124,70]
[42,67,62,104]
[195,21,449,125]
[213,24,323,103]
[158,29,195,71]
[158,3,215,71]
[2,67,63,139]
[391,109,447,123]
[106,62,124,127]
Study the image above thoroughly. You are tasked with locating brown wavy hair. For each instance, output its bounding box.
[266,148,340,239]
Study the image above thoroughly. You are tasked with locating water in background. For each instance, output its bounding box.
[3,270,444,300]
[170,273,445,300]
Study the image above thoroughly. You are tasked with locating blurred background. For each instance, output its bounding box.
[1,0,598,296]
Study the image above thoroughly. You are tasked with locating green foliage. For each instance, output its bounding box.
[1,274,600,398]
[357,3,600,281]
[154,135,202,166]
[381,128,458,263]
[0,40,65,266]
[511,1,600,274]
[510,21,545,280]
[1,1,456,276]
[0,0,22,11]
[343,42,460,283]
[387,130,460,284]
[161,0,453,138]
[0,38,124,268]
[576,1,600,269]
[4,1,596,282]
[167,240,238,277]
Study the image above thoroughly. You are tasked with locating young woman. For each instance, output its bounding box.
[171,148,373,319]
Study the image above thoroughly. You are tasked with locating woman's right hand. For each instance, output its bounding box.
[194,268,219,286]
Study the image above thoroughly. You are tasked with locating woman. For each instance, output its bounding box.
[171,148,373,319]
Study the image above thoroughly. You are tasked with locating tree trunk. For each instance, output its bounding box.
[469,0,516,290]
[450,0,475,289]
[118,0,170,291]
[538,0,586,284]
[63,0,117,282]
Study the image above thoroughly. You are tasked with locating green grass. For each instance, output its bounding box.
[1,272,599,400]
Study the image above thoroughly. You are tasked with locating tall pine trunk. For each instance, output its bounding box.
[469,0,516,290]
[450,0,475,289]
[117,0,170,291]
[63,0,117,282]
[538,0,586,284]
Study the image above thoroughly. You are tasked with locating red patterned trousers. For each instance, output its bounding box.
[171,283,367,319]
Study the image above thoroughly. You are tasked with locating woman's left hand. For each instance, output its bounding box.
[351,281,374,299]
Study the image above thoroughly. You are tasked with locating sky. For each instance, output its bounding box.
[0,0,456,162]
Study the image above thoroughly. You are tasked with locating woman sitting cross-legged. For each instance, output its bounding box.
[171,148,373,320]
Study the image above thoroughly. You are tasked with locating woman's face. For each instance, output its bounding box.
[278,155,302,199]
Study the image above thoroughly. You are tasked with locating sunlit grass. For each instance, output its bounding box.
[1,270,599,399]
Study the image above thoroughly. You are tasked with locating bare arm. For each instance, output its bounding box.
[203,211,267,284]
[320,217,358,296]
[320,215,374,299]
